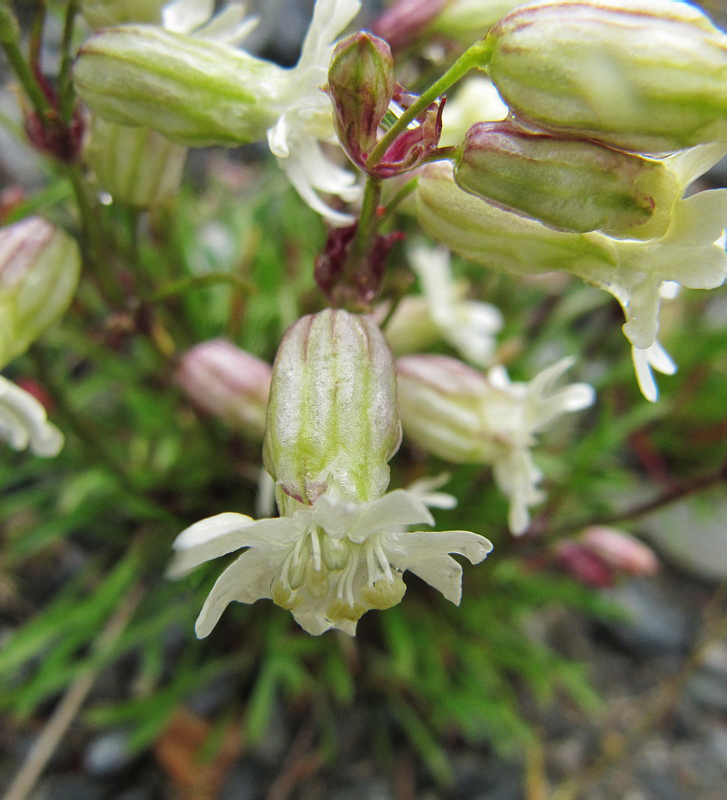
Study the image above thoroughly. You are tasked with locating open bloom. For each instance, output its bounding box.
[397,355,594,534]
[75,0,361,222]
[170,489,492,636]
[171,308,491,635]
[378,242,502,365]
[416,145,727,399]
[0,375,63,457]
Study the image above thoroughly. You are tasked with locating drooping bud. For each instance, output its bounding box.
[176,340,271,442]
[454,121,679,238]
[85,117,187,208]
[328,33,396,167]
[0,217,80,366]
[264,310,401,514]
[326,33,445,178]
[416,161,618,278]
[74,26,284,147]
[580,526,659,576]
[397,354,594,534]
[79,0,168,28]
[372,0,448,50]
[485,0,727,153]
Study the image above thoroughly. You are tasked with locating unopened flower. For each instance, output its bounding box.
[327,31,446,179]
[170,309,492,635]
[415,155,727,399]
[0,375,63,456]
[485,0,727,153]
[397,355,594,534]
[0,217,80,366]
[555,526,659,586]
[176,340,271,441]
[379,243,502,366]
[455,121,680,238]
[372,0,448,49]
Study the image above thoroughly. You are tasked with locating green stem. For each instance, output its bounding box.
[366,39,493,171]
[349,176,382,266]
[66,163,124,307]
[379,178,418,224]
[1,39,52,119]
[57,1,78,123]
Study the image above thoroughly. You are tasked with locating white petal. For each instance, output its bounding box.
[162,0,215,33]
[384,529,493,564]
[664,143,727,189]
[631,341,676,403]
[346,490,434,543]
[195,6,259,45]
[195,549,281,637]
[406,473,458,510]
[404,554,463,605]
[492,449,544,536]
[169,514,297,576]
[0,376,63,457]
[298,0,361,72]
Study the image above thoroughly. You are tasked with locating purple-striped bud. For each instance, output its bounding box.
[176,340,272,442]
[264,310,401,515]
[0,217,80,366]
[328,33,396,167]
[455,121,678,237]
[486,0,727,153]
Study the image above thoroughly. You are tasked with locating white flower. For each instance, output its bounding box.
[266,0,363,224]
[397,355,595,535]
[411,243,502,366]
[0,375,63,457]
[169,488,492,636]
[381,243,502,366]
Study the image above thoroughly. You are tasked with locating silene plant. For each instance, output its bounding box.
[2,0,727,789]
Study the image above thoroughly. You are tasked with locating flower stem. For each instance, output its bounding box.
[365,39,493,171]
[57,0,78,123]
[1,39,52,120]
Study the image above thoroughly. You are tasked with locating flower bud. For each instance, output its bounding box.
[416,161,618,278]
[455,121,679,238]
[486,0,727,153]
[79,0,168,29]
[0,1,20,43]
[264,310,401,513]
[85,117,187,207]
[328,33,396,166]
[581,526,659,576]
[0,217,80,366]
[372,0,448,49]
[176,340,271,442]
[74,26,284,147]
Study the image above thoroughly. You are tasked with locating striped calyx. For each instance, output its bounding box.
[0,217,80,367]
[85,117,187,208]
[455,121,679,238]
[74,26,284,147]
[264,310,401,514]
[485,0,727,153]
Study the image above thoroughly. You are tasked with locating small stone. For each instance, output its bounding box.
[597,578,692,656]
[83,730,134,777]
